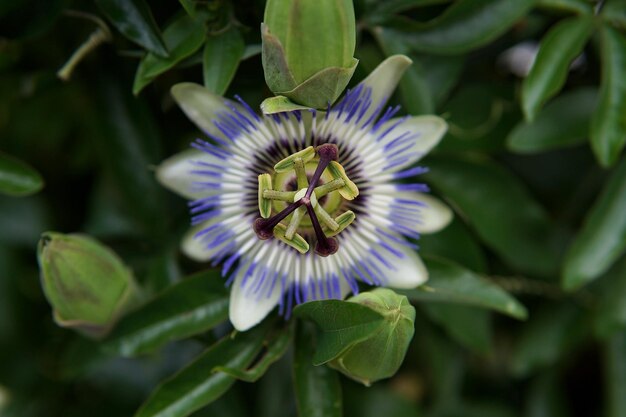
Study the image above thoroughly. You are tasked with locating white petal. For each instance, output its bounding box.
[229,264,283,331]
[156,149,218,200]
[378,115,447,172]
[385,245,429,289]
[181,223,214,261]
[171,83,241,141]
[357,55,412,122]
[398,192,453,234]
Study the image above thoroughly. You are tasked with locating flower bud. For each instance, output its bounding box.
[328,288,415,386]
[261,0,359,109]
[37,232,137,339]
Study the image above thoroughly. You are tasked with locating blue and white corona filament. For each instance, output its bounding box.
[157,55,453,331]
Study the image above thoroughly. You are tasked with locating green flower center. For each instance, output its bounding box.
[253,144,359,257]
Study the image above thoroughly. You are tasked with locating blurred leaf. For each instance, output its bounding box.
[104,270,228,356]
[525,371,569,417]
[135,323,272,417]
[179,0,197,18]
[203,28,245,95]
[0,0,62,39]
[604,330,626,417]
[0,195,50,246]
[344,383,422,417]
[537,0,594,14]
[591,25,626,167]
[293,299,385,365]
[401,257,527,319]
[510,303,586,376]
[0,152,43,196]
[425,156,560,277]
[421,304,491,352]
[367,0,451,22]
[373,27,433,114]
[562,158,626,290]
[595,257,626,338]
[508,87,597,153]
[94,75,167,235]
[293,322,342,417]
[521,16,593,121]
[602,0,626,27]
[398,0,536,55]
[96,0,168,57]
[133,14,206,95]
[419,217,488,273]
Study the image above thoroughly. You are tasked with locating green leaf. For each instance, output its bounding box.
[400,257,527,319]
[508,87,598,153]
[133,14,206,95]
[293,322,342,417]
[203,27,245,95]
[420,304,492,353]
[604,331,626,417]
[214,325,292,382]
[591,25,626,167]
[293,299,385,365]
[595,257,626,339]
[0,152,44,196]
[602,0,626,28]
[425,156,560,277]
[563,158,626,290]
[419,216,488,273]
[94,75,167,234]
[521,16,594,121]
[399,0,536,55]
[96,0,168,57]
[510,303,587,376]
[537,0,594,14]
[135,323,272,417]
[525,371,569,417]
[104,271,229,356]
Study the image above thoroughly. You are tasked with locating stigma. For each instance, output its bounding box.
[253,144,358,257]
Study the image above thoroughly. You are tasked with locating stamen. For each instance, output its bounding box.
[306,204,338,257]
[254,200,303,239]
[254,143,355,256]
[304,144,338,199]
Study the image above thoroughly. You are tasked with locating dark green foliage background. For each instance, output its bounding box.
[1,0,626,416]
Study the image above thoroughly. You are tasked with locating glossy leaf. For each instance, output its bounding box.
[563,158,626,290]
[521,16,593,121]
[133,14,206,95]
[421,304,492,352]
[508,87,597,153]
[594,257,626,339]
[400,257,527,319]
[510,303,587,376]
[293,322,342,417]
[0,152,44,196]
[401,0,536,55]
[602,0,626,27]
[104,271,229,356]
[203,28,245,95]
[215,325,293,382]
[96,0,168,57]
[293,299,385,365]
[591,25,626,167]
[135,323,271,417]
[425,156,560,277]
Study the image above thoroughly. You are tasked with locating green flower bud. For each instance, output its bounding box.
[261,0,359,109]
[37,232,137,339]
[328,288,416,386]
